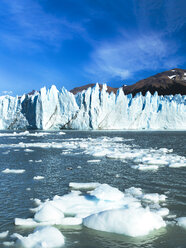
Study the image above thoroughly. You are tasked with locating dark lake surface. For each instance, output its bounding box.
[0,130,186,248]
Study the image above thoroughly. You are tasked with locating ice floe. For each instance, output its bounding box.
[0,135,185,171]
[33,176,44,180]
[2,241,14,246]
[0,131,51,137]
[2,169,25,174]
[0,231,9,238]
[69,182,101,190]
[176,217,186,229]
[84,207,165,237]
[13,226,65,248]
[14,182,168,237]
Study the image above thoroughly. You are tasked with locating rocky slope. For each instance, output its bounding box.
[123,68,186,96]
[70,69,186,96]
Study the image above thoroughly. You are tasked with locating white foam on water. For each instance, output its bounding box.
[0,231,9,238]
[2,169,25,174]
[13,226,65,248]
[33,176,44,180]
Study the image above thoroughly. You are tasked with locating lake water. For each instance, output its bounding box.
[0,131,186,247]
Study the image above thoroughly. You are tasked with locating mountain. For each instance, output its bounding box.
[0,84,185,130]
[123,68,186,96]
[70,69,186,96]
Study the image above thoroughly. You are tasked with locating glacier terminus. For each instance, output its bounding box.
[0,84,185,130]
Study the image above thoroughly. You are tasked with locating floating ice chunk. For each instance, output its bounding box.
[15,218,40,227]
[142,193,167,203]
[2,151,10,155]
[2,169,25,174]
[33,198,42,206]
[83,207,166,237]
[90,184,124,201]
[87,160,101,163]
[34,202,64,224]
[24,149,34,152]
[14,226,65,248]
[35,160,42,163]
[33,176,44,180]
[15,217,82,227]
[69,182,101,190]
[2,241,14,246]
[169,162,186,168]
[132,164,159,170]
[125,187,143,197]
[155,208,169,217]
[59,131,65,135]
[176,217,186,229]
[0,230,9,238]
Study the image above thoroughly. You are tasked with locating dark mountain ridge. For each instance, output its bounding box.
[70,68,186,96]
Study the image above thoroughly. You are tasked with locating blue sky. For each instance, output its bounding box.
[0,0,186,95]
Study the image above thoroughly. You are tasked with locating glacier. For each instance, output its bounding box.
[0,84,185,130]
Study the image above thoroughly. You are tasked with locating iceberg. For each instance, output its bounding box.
[13,182,168,237]
[0,84,185,130]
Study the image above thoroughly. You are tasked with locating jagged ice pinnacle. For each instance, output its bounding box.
[0,84,185,130]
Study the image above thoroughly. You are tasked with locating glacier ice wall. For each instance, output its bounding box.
[0,84,185,130]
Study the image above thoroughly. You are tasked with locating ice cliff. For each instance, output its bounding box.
[0,84,185,130]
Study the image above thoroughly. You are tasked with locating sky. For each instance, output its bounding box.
[0,0,186,96]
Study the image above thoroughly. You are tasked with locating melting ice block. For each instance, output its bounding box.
[2,169,25,174]
[14,182,169,237]
[13,226,65,248]
[176,217,186,229]
[90,184,124,201]
[0,230,9,238]
[83,207,166,237]
[34,202,64,224]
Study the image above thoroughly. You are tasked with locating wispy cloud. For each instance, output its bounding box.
[86,32,182,82]
[1,90,13,96]
[0,0,85,50]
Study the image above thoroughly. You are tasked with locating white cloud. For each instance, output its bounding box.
[86,33,181,81]
[0,0,85,50]
[1,90,13,95]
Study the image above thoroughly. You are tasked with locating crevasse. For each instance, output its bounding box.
[0,83,185,130]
